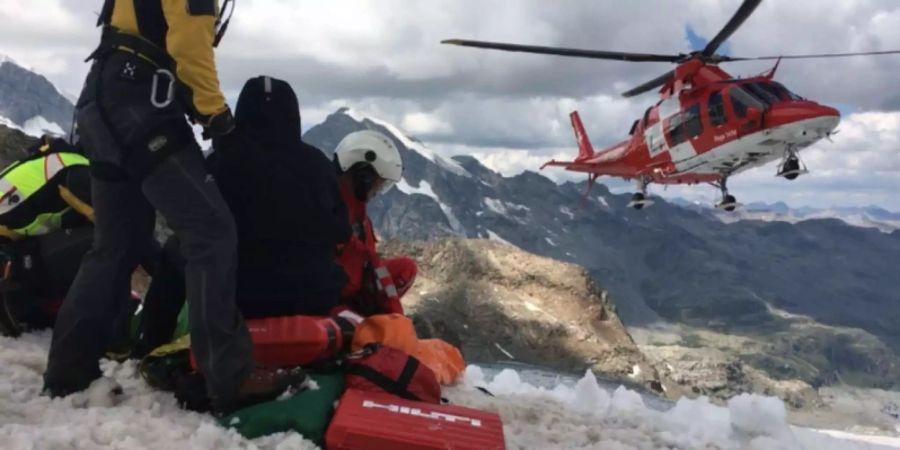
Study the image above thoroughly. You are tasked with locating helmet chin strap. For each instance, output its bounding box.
[350,165,378,202]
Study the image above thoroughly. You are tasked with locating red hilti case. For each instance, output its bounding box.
[325,389,506,450]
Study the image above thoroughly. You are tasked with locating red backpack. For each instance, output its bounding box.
[345,344,442,404]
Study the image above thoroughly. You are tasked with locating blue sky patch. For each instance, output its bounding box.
[685,24,731,56]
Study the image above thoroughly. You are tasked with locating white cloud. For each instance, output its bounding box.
[2,0,898,209]
[401,112,453,135]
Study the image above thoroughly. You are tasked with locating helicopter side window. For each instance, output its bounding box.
[728,86,765,118]
[708,91,726,127]
[666,104,702,147]
[683,104,703,139]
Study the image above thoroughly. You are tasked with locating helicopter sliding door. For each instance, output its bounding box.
[663,103,702,162]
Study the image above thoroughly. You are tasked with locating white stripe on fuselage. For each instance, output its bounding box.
[671,116,839,176]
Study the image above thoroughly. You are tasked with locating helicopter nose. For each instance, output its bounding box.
[766,102,840,139]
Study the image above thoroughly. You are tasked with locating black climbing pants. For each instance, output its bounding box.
[44,50,252,406]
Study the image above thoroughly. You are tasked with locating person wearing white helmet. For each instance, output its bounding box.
[333,130,417,317]
[334,130,403,202]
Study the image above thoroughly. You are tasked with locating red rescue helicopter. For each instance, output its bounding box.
[443,0,900,210]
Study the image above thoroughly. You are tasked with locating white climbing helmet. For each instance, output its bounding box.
[334,130,403,193]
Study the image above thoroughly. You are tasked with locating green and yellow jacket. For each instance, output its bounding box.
[0,139,91,238]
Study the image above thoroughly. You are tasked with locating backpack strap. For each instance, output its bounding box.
[97,0,114,26]
[332,315,357,353]
[345,357,423,402]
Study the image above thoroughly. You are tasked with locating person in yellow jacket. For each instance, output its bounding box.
[43,0,304,415]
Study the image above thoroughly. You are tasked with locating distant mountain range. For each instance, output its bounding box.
[671,198,900,233]
[0,56,72,137]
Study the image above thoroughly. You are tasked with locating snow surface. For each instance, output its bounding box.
[438,200,464,233]
[485,229,514,247]
[396,178,438,201]
[341,108,472,178]
[2,332,899,449]
[0,114,66,138]
[484,197,530,216]
[597,195,610,208]
[560,206,576,220]
[395,178,463,234]
[22,116,66,137]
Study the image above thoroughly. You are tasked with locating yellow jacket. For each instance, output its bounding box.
[106,0,227,121]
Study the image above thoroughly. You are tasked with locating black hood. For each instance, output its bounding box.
[234,76,302,148]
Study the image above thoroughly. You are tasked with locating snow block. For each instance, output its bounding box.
[326,389,506,450]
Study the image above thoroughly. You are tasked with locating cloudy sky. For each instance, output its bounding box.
[1,0,898,208]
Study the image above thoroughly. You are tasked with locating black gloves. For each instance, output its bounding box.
[200,107,235,140]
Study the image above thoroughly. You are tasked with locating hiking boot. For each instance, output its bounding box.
[212,367,308,416]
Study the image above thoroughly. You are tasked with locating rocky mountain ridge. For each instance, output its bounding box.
[0,57,72,136]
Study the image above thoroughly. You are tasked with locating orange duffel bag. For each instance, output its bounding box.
[352,314,466,385]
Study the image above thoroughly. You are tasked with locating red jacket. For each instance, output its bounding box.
[336,181,412,316]
[337,181,377,300]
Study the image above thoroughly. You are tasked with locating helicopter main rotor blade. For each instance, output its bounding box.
[702,0,763,57]
[622,70,675,98]
[442,39,682,62]
[719,50,900,61]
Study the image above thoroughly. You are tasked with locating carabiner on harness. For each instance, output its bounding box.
[150,69,175,109]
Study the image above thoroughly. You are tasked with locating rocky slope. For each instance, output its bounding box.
[380,238,668,394]
[0,124,37,167]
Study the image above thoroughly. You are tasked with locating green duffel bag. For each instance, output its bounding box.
[220,371,345,443]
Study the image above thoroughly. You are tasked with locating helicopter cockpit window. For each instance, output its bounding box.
[728,86,766,118]
[756,82,788,102]
[743,82,779,106]
[762,81,803,101]
[708,91,726,127]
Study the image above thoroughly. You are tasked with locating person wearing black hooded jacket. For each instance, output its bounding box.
[212,76,351,317]
[138,76,351,354]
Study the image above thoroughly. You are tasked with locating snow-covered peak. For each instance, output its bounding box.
[0,114,66,138]
[339,108,472,178]
[0,57,74,135]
